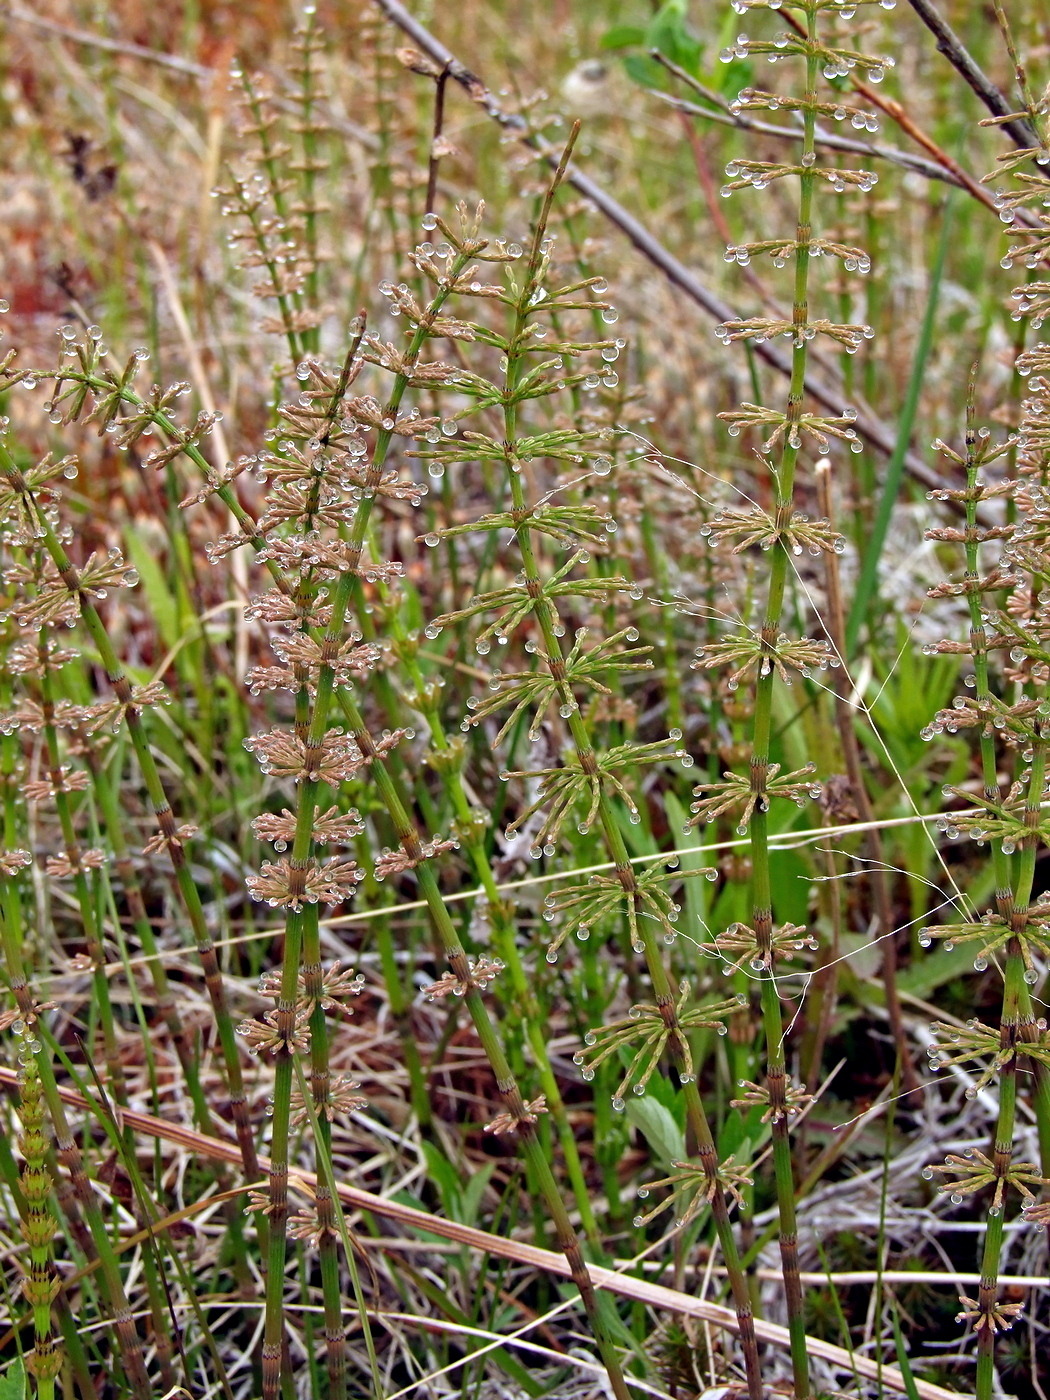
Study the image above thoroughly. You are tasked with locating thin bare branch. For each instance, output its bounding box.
[905,0,1038,149]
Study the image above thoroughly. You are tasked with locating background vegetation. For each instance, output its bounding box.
[1,1,1048,1397]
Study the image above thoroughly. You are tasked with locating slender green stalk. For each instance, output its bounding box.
[919,360,1050,1383]
[290,1057,382,1399]
[700,5,896,1391]
[299,646,635,1398]
[76,734,215,1132]
[359,592,604,1242]
[36,639,125,1103]
[229,66,309,367]
[256,666,346,1396]
[244,249,632,1397]
[324,319,601,1240]
[0,764,147,1397]
[973,934,1028,1398]
[9,1028,151,1396]
[731,17,819,1394]
[13,1030,62,1400]
[0,440,259,1179]
[290,9,324,358]
[253,258,467,1400]
[475,142,764,1400]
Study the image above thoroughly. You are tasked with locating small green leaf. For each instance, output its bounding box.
[124,528,181,651]
[460,1160,496,1229]
[718,1104,767,1161]
[623,53,667,90]
[626,1094,686,1169]
[646,0,702,77]
[0,1357,27,1400]
[601,25,645,50]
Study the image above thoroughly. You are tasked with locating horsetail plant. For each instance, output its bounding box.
[215,57,614,1249]
[225,184,637,1396]
[11,1026,62,1399]
[11,1,1050,1391]
[223,12,331,370]
[400,136,766,1397]
[0,407,260,1182]
[690,2,894,1394]
[0,209,639,1395]
[916,44,1050,1387]
[919,381,1050,1396]
[0,858,151,1399]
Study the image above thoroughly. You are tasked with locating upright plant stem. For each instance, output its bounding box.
[815,462,916,1094]
[357,580,603,1243]
[0,440,259,1180]
[253,263,632,1399]
[743,15,821,1397]
[488,148,763,1400]
[37,643,126,1103]
[960,430,1046,1398]
[13,1035,62,1400]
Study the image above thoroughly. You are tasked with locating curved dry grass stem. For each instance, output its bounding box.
[0,1066,967,1400]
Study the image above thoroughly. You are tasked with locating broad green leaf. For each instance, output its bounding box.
[0,1358,27,1400]
[718,1103,767,1161]
[124,528,182,651]
[626,1093,686,1169]
[601,25,646,49]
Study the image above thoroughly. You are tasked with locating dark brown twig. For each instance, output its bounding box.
[649,50,975,194]
[905,0,1038,150]
[426,61,452,215]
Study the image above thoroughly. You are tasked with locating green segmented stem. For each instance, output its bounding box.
[742,11,821,1397]
[37,643,126,1104]
[486,141,764,1400]
[15,1035,62,1400]
[255,249,631,1398]
[0,439,259,1181]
